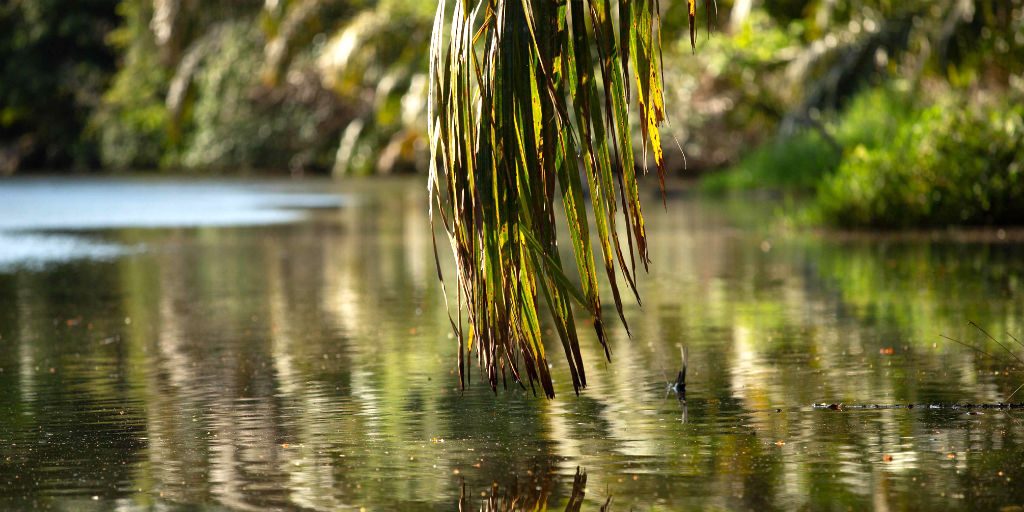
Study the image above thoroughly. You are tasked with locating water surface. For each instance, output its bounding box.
[0,179,342,268]
[1,177,1023,510]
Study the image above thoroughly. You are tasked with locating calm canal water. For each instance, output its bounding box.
[1,177,1023,511]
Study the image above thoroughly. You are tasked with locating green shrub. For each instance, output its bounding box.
[817,98,1024,228]
[834,85,917,149]
[700,130,840,194]
[702,85,917,195]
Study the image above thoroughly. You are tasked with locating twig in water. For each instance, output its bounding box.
[666,346,688,396]
[1007,331,1023,351]
[663,345,689,398]
[674,345,688,395]
[1006,382,1024,403]
[939,334,997,359]
[957,322,1024,403]
[970,321,1024,365]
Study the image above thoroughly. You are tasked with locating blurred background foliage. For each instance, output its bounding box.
[2,0,432,175]
[687,0,1024,227]
[0,0,119,173]
[1,0,1022,226]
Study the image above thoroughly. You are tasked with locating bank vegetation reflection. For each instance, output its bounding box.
[1,181,1022,510]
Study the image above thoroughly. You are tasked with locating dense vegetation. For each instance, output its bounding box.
[2,0,1022,228]
[0,0,119,172]
[698,0,1024,227]
[2,0,434,175]
[817,95,1024,227]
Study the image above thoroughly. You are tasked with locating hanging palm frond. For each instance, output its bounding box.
[428,0,703,397]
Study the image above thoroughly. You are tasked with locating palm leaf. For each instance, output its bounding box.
[428,0,705,397]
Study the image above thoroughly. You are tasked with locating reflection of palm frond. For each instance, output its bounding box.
[428,0,705,396]
[459,467,610,511]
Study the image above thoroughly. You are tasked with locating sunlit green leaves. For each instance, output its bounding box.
[429,0,702,396]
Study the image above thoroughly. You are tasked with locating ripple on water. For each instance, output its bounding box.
[1,179,1023,511]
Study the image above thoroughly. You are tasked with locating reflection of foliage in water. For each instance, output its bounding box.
[1,181,1024,510]
[800,234,1024,360]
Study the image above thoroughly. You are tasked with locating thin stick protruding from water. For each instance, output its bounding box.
[939,334,996,359]
[970,321,1024,365]
[1007,331,1024,351]
[967,322,1024,402]
[1005,382,1024,403]
[675,346,688,393]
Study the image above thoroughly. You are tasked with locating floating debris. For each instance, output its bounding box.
[813,402,1024,410]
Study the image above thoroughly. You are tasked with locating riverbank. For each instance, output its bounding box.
[701,84,1024,228]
